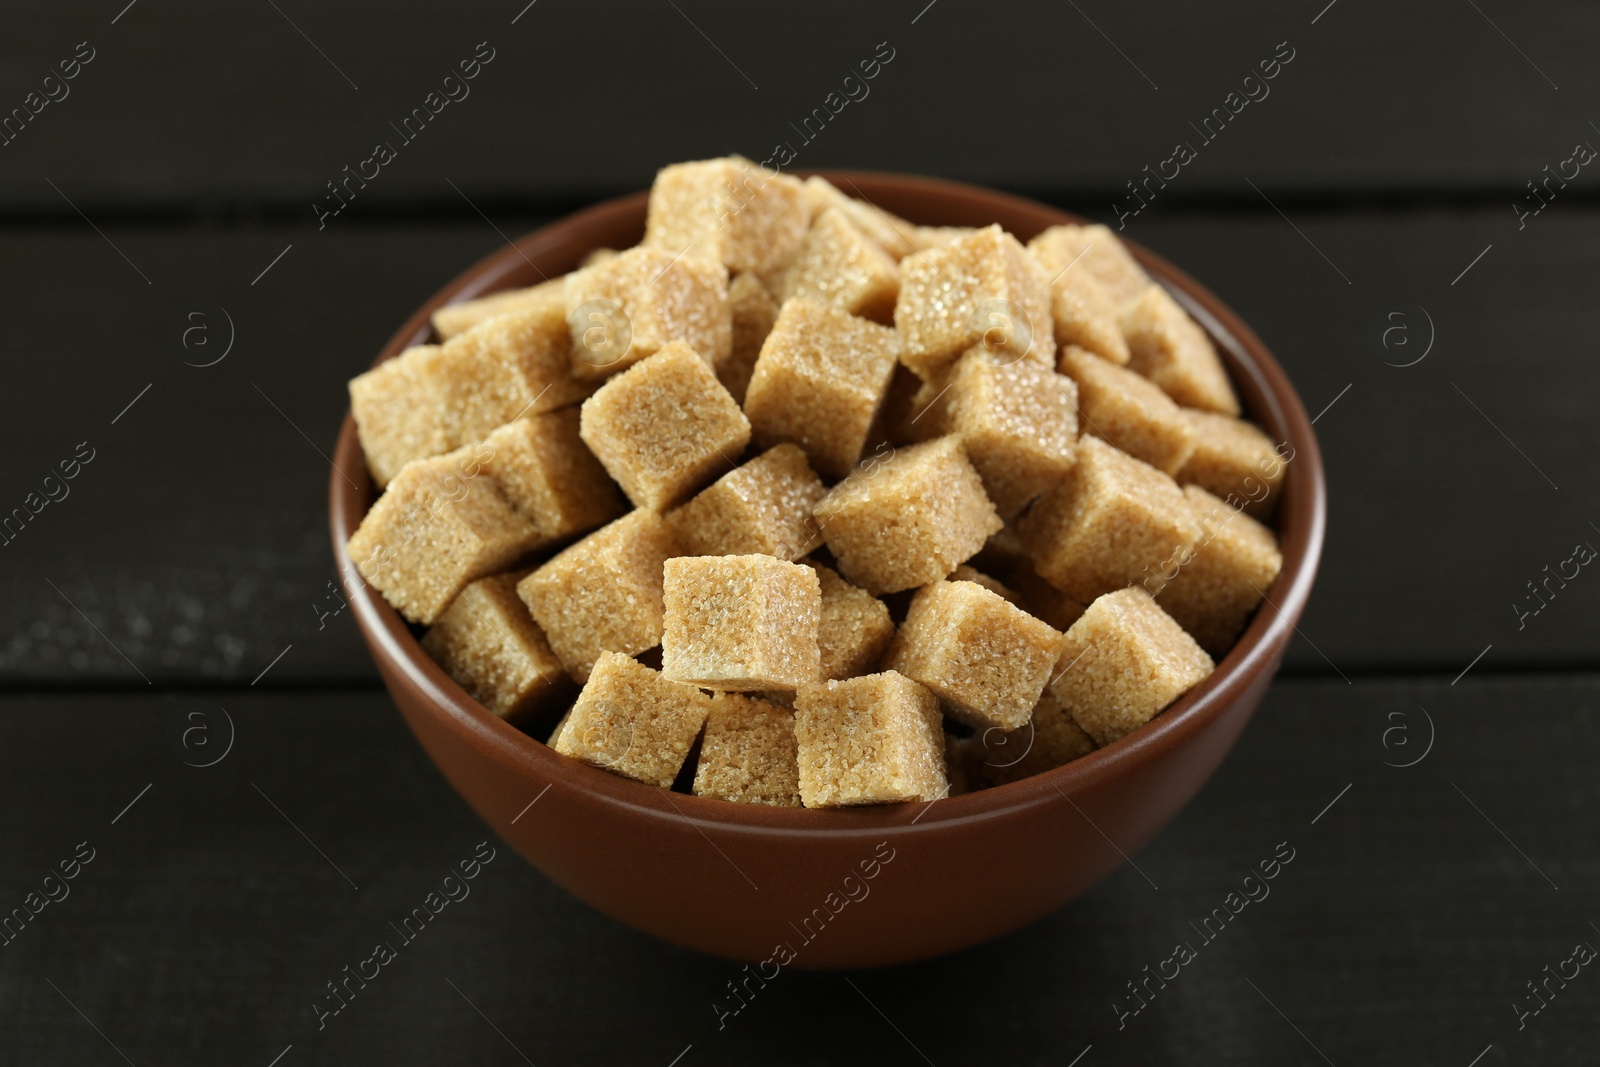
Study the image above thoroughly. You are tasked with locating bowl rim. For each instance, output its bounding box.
[329,170,1326,836]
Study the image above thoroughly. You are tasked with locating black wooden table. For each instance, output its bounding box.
[4,3,1597,1064]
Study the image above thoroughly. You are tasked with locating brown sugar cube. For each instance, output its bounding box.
[661,555,821,691]
[348,345,453,488]
[813,436,1002,594]
[1018,435,1201,604]
[432,276,566,341]
[667,444,827,560]
[950,564,1020,605]
[553,651,712,787]
[1156,486,1284,658]
[692,693,802,806]
[1025,236,1131,365]
[1061,345,1196,476]
[718,271,779,405]
[808,562,895,681]
[1027,224,1149,307]
[911,225,980,251]
[517,509,680,681]
[763,207,900,322]
[564,246,731,380]
[886,580,1064,731]
[894,225,1056,379]
[482,410,626,547]
[644,157,811,274]
[801,176,918,260]
[793,672,948,807]
[1048,269,1132,365]
[579,342,751,512]
[970,691,1097,786]
[348,450,540,625]
[548,707,574,748]
[1050,587,1214,746]
[913,349,1080,519]
[431,300,595,446]
[1120,285,1240,416]
[1177,409,1286,520]
[580,248,618,268]
[743,297,901,479]
[421,573,569,722]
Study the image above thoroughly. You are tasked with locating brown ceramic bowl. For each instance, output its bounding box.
[330,172,1325,968]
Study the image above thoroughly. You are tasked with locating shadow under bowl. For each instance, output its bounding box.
[329,172,1326,969]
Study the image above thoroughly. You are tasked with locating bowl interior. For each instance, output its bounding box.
[330,171,1326,835]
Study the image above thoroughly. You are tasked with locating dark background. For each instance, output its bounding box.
[2,2,1596,1063]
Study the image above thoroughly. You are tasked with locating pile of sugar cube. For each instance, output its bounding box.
[346,157,1286,808]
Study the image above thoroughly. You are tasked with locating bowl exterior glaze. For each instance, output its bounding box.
[330,173,1325,968]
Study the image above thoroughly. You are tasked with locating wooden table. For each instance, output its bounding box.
[3,3,1596,1063]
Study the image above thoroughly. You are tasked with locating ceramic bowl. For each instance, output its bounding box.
[329,172,1325,968]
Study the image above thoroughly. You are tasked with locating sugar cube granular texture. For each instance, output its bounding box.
[348,449,539,625]
[1119,285,1240,416]
[431,277,567,341]
[742,297,901,479]
[421,573,569,721]
[578,342,751,512]
[661,555,821,691]
[764,207,900,321]
[802,176,918,260]
[1177,409,1286,520]
[516,509,680,681]
[813,435,1002,594]
[911,226,979,251]
[1061,345,1196,476]
[667,444,827,560]
[1156,485,1284,657]
[1026,224,1149,307]
[969,690,1096,787]
[719,271,779,405]
[809,562,895,681]
[644,157,811,274]
[1050,587,1214,746]
[913,349,1079,519]
[432,300,594,446]
[894,225,1056,379]
[691,692,802,806]
[1019,435,1200,604]
[552,651,712,787]
[548,707,574,749]
[348,344,453,488]
[564,246,731,380]
[1026,237,1130,365]
[793,672,948,807]
[886,579,1064,731]
[482,409,626,547]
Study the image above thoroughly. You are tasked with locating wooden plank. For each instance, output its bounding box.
[1,1,1597,208]
[3,206,1593,683]
[0,220,551,685]
[0,675,1593,1063]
